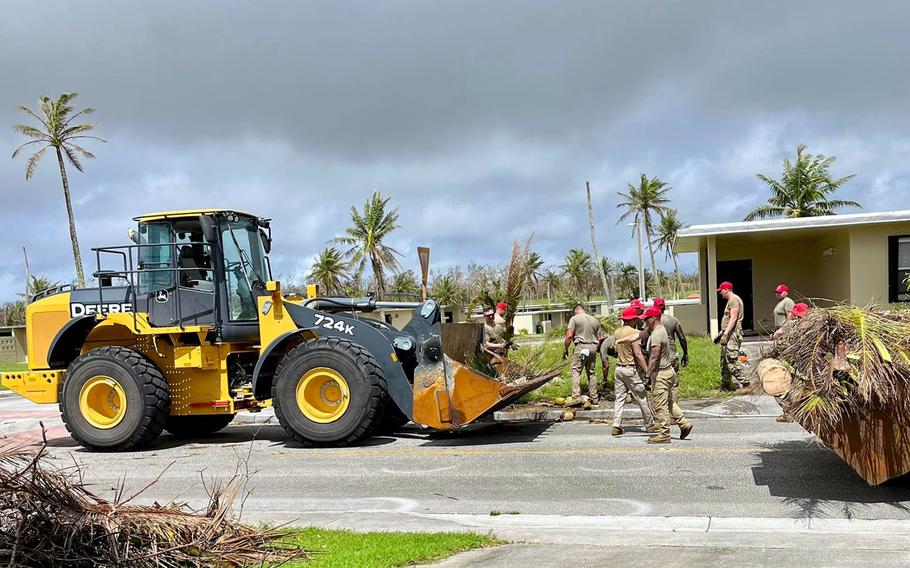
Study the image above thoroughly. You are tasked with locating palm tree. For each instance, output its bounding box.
[617,174,672,293]
[745,144,859,221]
[431,273,466,306]
[308,247,350,295]
[541,269,562,302]
[12,93,104,287]
[524,251,545,298]
[652,209,687,297]
[618,263,638,299]
[561,249,592,298]
[388,270,420,297]
[333,192,402,299]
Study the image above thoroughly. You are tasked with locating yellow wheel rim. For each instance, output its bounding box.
[79,375,127,429]
[296,367,350,423]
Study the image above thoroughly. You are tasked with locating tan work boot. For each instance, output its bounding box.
[564,397,583,408]
[611,427,623,436]
[679,423,693,440]
[647,435,671,444]
[645,424,660,433]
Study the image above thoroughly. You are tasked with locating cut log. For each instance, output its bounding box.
[756,358,792,396]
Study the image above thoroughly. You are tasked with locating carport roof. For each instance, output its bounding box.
[674,210,910,253]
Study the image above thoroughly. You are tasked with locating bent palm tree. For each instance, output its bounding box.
[333,192,402,299]
[617,174,672,293]
[12,93,104,287]
[308,247,350,295]
[745,144,859,221]
[652,209,687,298]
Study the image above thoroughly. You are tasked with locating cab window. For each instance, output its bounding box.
[137,222,173,295]
[221,217,269,320]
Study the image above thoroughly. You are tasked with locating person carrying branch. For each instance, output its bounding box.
[716,281,747,391]
[638,306,693,444]
[563,303,604,406]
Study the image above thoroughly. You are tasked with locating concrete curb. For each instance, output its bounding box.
[0,390,18,399]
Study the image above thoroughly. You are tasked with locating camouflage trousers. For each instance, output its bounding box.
[571,343,599,399]
[651,368,690,439]
[720,329,746,389]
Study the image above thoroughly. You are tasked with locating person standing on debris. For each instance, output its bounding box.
[603,307,655,436]
[772,284,795,336]
[639,306,692,444]
[564,303,604,406]
[717,281,747,391]
[482,307,507,356]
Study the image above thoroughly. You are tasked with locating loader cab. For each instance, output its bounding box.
[132,210,271,342]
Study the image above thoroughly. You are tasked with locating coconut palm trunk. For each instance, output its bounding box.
[371,257,385,299]
[671,253,682,298]
[55,147,85,286]
[644,219,661,294]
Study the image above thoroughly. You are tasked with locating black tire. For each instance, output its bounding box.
[373,393,410,436]
[60,346,170,451]
[272,337,385,447]
[165,414,235,438]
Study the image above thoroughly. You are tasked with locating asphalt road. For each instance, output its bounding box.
[4,394,910,565]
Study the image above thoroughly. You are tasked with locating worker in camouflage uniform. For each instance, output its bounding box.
[717,281,747,390]
[563,304,604,405]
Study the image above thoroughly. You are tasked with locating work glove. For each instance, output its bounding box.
[562,350,568,360]
[720,333,729,346]
[681,354,689,368]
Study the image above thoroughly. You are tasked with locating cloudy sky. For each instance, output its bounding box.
[2,1,909,301]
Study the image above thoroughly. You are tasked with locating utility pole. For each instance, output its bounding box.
[585,181,613,307]
[635,220,646,301]
[23,246,30,303]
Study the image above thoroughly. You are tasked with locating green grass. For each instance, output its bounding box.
[283,528,500,568]
[516,335,727,402]
[0,363,27,390]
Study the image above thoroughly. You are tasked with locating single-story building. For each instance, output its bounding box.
[0,325,27,365]
[360,304,466,329]
[674,210,910,337]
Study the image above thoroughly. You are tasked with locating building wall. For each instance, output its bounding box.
[0,328,27,364]
[848,222,910,305]
[812,230,851,305]
[716,240,820,333]
[671,303,707,336]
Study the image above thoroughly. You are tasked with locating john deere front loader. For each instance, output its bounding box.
[1,210,553,450]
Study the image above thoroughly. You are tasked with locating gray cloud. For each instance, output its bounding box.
[1,1,909,300]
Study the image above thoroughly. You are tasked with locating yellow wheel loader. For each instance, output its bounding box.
[1,210,554,450]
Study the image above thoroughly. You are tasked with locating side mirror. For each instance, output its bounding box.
[260,228,272,254]
[200,215,217,243]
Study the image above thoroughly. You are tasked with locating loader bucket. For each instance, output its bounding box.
[412,354,560,430]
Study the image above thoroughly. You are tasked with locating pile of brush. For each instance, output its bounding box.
[772,304,910,433]
[767,304,910,484]
[0,438,305,567]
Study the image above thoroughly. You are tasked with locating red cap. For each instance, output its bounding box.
[496,301,508,310]
[620,307,639,321]
[630,299,644,309]
[774,284,789,294]
[653,297,666,311]
[716,281,733,292]
[791,303,809,318]
[639,306,662,319]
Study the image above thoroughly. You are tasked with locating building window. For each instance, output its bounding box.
[889,235,910,303]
